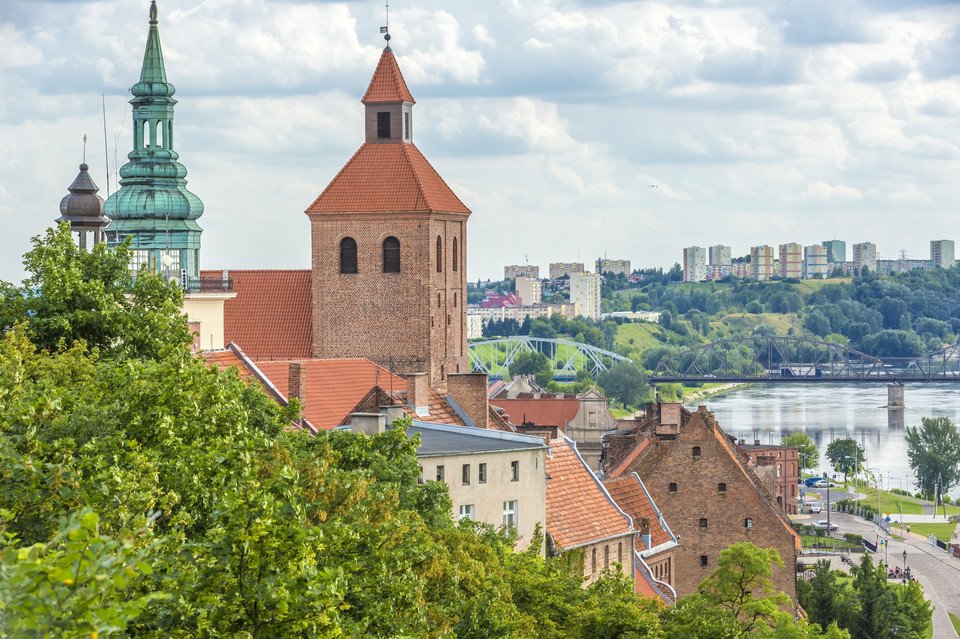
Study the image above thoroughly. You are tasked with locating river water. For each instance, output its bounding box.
[687,383,960,500]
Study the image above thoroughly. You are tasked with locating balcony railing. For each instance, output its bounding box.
[183,276,234,293]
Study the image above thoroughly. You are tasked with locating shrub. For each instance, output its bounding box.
[843,533,863,545]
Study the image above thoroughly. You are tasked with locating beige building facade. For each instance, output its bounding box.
[751,245,775,281]
[549,262,585,280]
[570,271,602,320]
[778,243,802,279]
[515,276,542,305]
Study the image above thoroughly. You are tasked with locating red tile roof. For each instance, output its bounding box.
[253,358,406,430]
[200,269,312,360]
[607,431,653,479]
[604,473,674,550]
[491,398,580,428]
[362,46,415,104]
[203,348,258,382]
[546,438,633,550]
[343,385,515,432]
[304,143,470,215]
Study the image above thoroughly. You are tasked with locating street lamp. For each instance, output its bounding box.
[902,549,908,586]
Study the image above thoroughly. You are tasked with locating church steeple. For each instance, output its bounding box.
[56,162,110,250]
[105,0,204,282]
[362,42,415,144]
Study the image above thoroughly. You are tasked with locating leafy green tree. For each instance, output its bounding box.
[0,224,189,359]
[905,416,960,517]
[825,439,865,483]
[783,433,819,471]
[508,350,553,386]
[596,360,648,409]
[797,560,855,630]
[696,542,790,633]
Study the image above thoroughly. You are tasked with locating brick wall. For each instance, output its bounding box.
[447,372,489,428]
[309,210,469,387]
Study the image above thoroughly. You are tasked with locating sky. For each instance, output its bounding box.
[1,0,959,283]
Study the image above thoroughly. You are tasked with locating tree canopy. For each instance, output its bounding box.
[825,439,866,483]
[905,416,960,515]
[783,433,819,472]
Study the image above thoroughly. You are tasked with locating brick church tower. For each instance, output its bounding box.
[306,37,471,386]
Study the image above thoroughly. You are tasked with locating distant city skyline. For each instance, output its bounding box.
[2,0,959,283]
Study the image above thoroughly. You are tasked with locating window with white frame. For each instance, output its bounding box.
[503,500,518,530]
[459,504,475,521]
[130,249,150,273]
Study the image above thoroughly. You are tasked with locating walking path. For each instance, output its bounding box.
[814,512,960,638]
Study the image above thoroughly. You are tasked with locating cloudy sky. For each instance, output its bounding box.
[2,0,959,282]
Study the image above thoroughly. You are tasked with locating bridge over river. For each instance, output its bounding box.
[651,337,960,384]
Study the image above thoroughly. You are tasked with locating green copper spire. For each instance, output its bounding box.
[105,0,203,280]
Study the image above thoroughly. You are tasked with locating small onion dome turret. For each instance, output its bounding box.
[57,163,110,232]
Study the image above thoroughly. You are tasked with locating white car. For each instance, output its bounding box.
[812,520,839,532]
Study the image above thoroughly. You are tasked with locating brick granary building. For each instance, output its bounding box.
[305,42,471,387]
[602,402,801,602]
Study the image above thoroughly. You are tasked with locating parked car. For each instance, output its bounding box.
[804,477,822,487]
[812,520,839,532]
[811,479,836,488]
[805,502,822,513]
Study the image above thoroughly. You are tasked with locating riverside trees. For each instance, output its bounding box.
[905,416,960,516]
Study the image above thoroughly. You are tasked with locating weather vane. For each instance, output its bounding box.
[380,0,390,42]
[82,134,87,163]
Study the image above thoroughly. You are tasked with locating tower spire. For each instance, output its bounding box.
[104,0,203,281]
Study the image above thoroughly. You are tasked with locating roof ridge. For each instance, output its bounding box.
[404,144,470,213]
[399,144,429,211]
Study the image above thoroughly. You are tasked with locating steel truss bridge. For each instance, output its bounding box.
[651,337,960,383]
[468,337,629,381]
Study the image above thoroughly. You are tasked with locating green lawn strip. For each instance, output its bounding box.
[906,522,957,542]
[948,612,960,635]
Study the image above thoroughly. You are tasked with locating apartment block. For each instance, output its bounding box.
[778,243,802,279]
[930,240,955,269]
[852,242,877,274]
[504,265,539,280]
[469,303,579,324]
[683,246,707,283]
[750,245,774,281]
[803,244,828,278]
[570,271,602,320]
[596,259,631,277]
[821,240,846,265]
[515,276,542,305]
[549,262,584,280]
[709,245,731,267]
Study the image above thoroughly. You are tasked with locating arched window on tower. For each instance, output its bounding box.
[340,237,358,274]
[157,121,164,148]
[436,236,443,273]
[382,237,400,273]
[453,237,458,272]
[142,121,149,148]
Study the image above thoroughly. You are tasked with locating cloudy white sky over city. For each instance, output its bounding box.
[1,0,958,282]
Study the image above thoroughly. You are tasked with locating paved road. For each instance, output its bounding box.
[798,511,960,639]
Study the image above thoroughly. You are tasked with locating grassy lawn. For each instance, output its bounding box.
[858,487,926,516]
[949,612,960,635]
[907,522,958,542]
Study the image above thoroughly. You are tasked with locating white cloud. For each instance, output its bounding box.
[800,182,864,200]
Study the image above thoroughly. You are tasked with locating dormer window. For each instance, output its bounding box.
[377,112,391,139]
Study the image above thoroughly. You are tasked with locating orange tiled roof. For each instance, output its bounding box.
[546,438,633,550]
[491,398,580,428]
[253,358,406,430]
[202,348,258,382]
[604,473,674,550]
[305,143,470,215]
[200,269,312,360]
[362,46,415,104]
[343,385,514,431]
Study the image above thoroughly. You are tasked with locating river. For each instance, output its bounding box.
[687,383,960,500]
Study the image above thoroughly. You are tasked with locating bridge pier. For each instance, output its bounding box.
[887,384,904,408]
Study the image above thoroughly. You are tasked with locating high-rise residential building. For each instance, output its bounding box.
[778,243,802,279]
[852,242,877,274]
[504,265,539,280]
[570,272,602,320]
[596,259,631,277]
[682,246,707,282]
[750,246,774,281]
[803,245,828,278]
[709,245,731,267]
[821,240,846,265]
[515,276,542,305]
[549,262,584,280]
[930,240,955,269]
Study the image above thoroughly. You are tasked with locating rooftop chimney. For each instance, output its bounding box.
[405,373,429,417]
[350,412,386,436]
[379,404,405,427]
[447,372,489,429]
[288,361,305,403]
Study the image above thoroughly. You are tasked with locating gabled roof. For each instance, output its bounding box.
[304,143,470,215]
[546,437,633,551]
[607,431,653,479]
[253,358,406,430]
[604,473,676,551]
[201,269,312,360]
[408,420,546,457]
[491,397,580,428]
[362,46,415,104]
[634,556,675,605]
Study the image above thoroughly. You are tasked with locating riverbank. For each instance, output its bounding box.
[681,382,749,405]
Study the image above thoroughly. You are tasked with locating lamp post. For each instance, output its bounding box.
[902,549,908,586]
[845,453,859,515]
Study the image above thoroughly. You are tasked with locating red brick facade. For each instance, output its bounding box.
[305,47,470,387]
[603,403,800,602]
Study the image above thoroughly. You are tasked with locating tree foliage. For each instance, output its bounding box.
[782,433,819,471]
[596,360,649,409]
[904,416,960,515]
[825,439,866,483]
